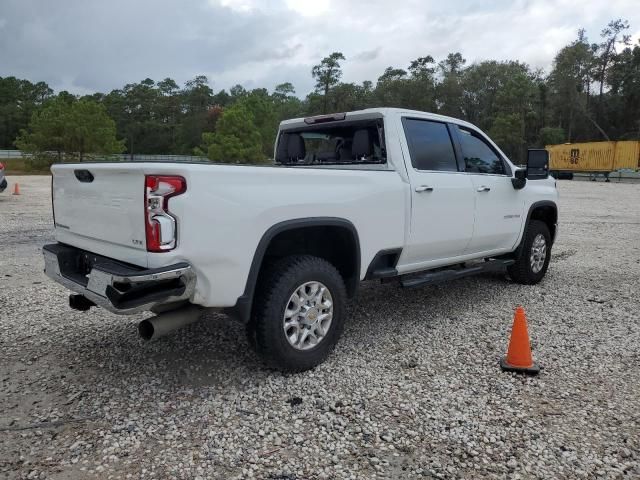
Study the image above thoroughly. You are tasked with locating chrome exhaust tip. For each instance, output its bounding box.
[138,305,202,341]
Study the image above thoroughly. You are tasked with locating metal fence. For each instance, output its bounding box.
[0,150,27,159]
[0,150,207,162]
[100,154,207,162]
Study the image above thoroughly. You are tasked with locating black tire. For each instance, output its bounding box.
[508,220,552,285]
[251,255,347,372]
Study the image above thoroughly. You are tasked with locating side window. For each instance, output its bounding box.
[402,118,458,172]
[458,128,506,174]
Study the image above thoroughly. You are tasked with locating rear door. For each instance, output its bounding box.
[452,125,524,254]
[397,117,475,270]
[52,164,149,266]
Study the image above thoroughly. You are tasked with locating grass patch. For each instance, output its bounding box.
[1,158,50,175]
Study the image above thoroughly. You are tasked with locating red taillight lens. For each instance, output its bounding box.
[0,162,4,170]
[144,175,186,252]
[51,175,56,226]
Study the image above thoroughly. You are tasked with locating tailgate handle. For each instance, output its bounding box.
[74,169,94,183]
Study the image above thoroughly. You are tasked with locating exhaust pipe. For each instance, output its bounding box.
[138,305,202,341]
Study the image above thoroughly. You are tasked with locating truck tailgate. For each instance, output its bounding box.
[52,164,148,267]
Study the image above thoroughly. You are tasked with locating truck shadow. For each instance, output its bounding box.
[54,272,519,393]
[345,273,512,336]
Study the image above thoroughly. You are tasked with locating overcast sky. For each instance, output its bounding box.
[1,0,639,96]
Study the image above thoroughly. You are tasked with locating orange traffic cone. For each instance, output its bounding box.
[12,183,20,195]
[500,306,540,375]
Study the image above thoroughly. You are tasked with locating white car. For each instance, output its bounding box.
[43,108,558,371]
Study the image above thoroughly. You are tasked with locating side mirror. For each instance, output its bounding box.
[527,149,549,180]
[511,168,527,190]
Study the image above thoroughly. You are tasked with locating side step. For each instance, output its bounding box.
[369,267,397,279]
[400,259,515,288]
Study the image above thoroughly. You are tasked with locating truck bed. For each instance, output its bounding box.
[51,162,407,307]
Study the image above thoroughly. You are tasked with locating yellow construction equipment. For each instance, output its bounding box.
[546,141,640,179]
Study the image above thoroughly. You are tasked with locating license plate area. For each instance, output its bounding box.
[47,244,145,288]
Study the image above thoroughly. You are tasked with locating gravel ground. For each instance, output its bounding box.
[1,175,639,480]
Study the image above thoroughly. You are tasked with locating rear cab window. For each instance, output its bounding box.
[276,118,386,166]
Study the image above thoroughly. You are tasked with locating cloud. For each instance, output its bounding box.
[1,0,639,96]
[353,48,382,62]
[251,43,304,62]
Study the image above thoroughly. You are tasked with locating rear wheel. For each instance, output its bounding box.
[251,255,346,372]
[508,220,551,285]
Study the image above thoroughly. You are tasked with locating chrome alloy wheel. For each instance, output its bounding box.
[283,281,333,351]
[530,233,547,274]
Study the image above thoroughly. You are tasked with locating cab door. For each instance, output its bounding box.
[452,125,525,254]
[396,118,475,271]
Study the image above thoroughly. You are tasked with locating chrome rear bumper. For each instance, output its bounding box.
[43,244,196,314]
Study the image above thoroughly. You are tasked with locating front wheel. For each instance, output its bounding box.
[251,255,347,372]
[508,220,552,285]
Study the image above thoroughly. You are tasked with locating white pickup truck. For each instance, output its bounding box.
[43,108,558,371]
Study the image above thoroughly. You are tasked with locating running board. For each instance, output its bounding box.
[369,267,397,279]
[400,259,515,288]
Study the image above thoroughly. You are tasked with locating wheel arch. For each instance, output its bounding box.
[514,200,558,258]
[226,217,361,324]
[528,201,558,243]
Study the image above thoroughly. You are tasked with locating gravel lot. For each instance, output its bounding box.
[1,175,639,479]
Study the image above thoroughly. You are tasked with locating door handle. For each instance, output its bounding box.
[477,186,491,192]
[415,185,434,193]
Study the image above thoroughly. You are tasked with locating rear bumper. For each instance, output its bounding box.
[43,243,196,314]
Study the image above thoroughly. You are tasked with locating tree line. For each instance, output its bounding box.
[1,18,638,166]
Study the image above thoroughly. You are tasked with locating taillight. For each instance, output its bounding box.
[0,162,4,170]
[144,175,186,252]
[51,175,56,226]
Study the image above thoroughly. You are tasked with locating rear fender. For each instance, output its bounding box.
[225,217,360,324]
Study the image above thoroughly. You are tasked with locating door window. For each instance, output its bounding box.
[402,118,458,172]
[458,128,506,175]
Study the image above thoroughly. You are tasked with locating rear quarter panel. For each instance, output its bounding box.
[142,163,407,307]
